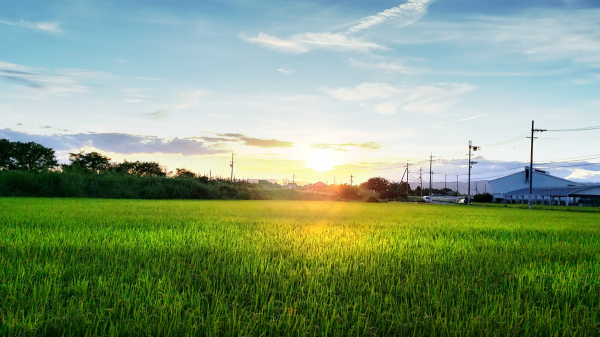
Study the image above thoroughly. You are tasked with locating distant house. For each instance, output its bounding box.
[286,183,297,189]
[304,182,329,193]
[489,167,600,206]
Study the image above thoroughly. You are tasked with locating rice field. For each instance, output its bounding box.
[1,198,600,336]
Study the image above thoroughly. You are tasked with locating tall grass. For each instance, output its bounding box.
[0,171,321,201]
[1,198,599,335]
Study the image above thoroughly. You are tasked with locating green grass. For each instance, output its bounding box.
[1,198,600,336]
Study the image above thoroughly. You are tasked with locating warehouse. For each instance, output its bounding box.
[503,186,600,207]
[489,167,582,200]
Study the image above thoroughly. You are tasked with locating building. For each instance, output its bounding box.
[489,167,600,206]
[489,167,582,199]
[286,183,297,189]
[503,186,600,206]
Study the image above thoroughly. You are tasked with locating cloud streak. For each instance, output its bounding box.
[217,133,294,148]
[320,82,476,114]
[347,0,435,33]
[0,19,62,33]
[241,32,385,53]
[0,61,110,96]
[311,142,384,151]
[242,0,433,54]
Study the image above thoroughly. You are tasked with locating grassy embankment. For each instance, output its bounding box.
[1,198,599,335]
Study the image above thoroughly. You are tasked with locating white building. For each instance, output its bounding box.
[489,167,600,206]
[489,167,582,199]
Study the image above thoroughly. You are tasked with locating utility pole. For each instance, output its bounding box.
[429,152,433,197]
[350,174,354,186]
[209,169,211,180]
[444,175,447,196]
[528,120,547,209]
[293,174,295,184]
[456,175,459,196]
[468,140,480,205]
[419,168,423,196]
[230,152,234,182]
[406,162,409,196]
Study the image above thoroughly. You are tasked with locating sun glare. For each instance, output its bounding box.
[307,152,334,171]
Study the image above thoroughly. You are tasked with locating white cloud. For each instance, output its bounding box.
[277,68,294,76]
[321,82,476,115]
[241,32,385,54]
[320,82,400,101]
[347,0,435,33]
[349,59,424,74]
[0,19,62,33]
[389,9,600,67]
[242,0,434,54]
[0,61,110,96]
[566,169,600,180]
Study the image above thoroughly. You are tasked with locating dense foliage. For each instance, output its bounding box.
[0,139,58,171]
[0,170,323,200]
[1,199,599,335]
[473,192,494,203]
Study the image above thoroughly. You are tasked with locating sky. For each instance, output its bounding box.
[1,0,600,186]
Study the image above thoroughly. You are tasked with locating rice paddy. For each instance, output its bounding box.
[1,198,599,336]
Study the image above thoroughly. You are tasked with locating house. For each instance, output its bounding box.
[286,183,297,189]
[303,182,329,193]
[488,167,582,199]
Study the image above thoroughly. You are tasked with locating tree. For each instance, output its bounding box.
[0,139,58,171]
[66,151,112,173]
[335,184,359,200]
[174,168,196,179]
[386,181,411,199]
[360,177,390,194]
[113,160,166,177]
[0,139,12,170]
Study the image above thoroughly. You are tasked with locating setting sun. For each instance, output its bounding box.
[307,152,335,171]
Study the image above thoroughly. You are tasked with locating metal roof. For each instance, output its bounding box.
[505,186,600,197]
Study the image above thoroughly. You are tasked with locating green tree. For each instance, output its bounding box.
[113,160,166,177]
[66,151,112,173]
[360,177,390,194]
[0,139,58,171]
[174,168,196,179]
[0,139,12,170]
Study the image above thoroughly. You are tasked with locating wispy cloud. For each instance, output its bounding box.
[241,32,385,54]
[0,61,110,96]
[0,19,62,33]
[311,142,384,151]
[277,68,294,76]
[242,0,434,54]
[388,9,600,68]
[431,113,493,128]
[217,133,294,148]
[347,0,435,33]
[320,82,476,114]
[349,59,425,74]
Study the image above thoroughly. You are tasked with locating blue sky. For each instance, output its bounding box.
[1,0,600,186]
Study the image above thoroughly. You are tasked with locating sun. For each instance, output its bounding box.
[307,152,334,171]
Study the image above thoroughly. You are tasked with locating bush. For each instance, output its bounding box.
[365,195,380,203]
[473,193,494,203]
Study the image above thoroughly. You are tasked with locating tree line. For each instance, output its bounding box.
[1,139,486,201]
